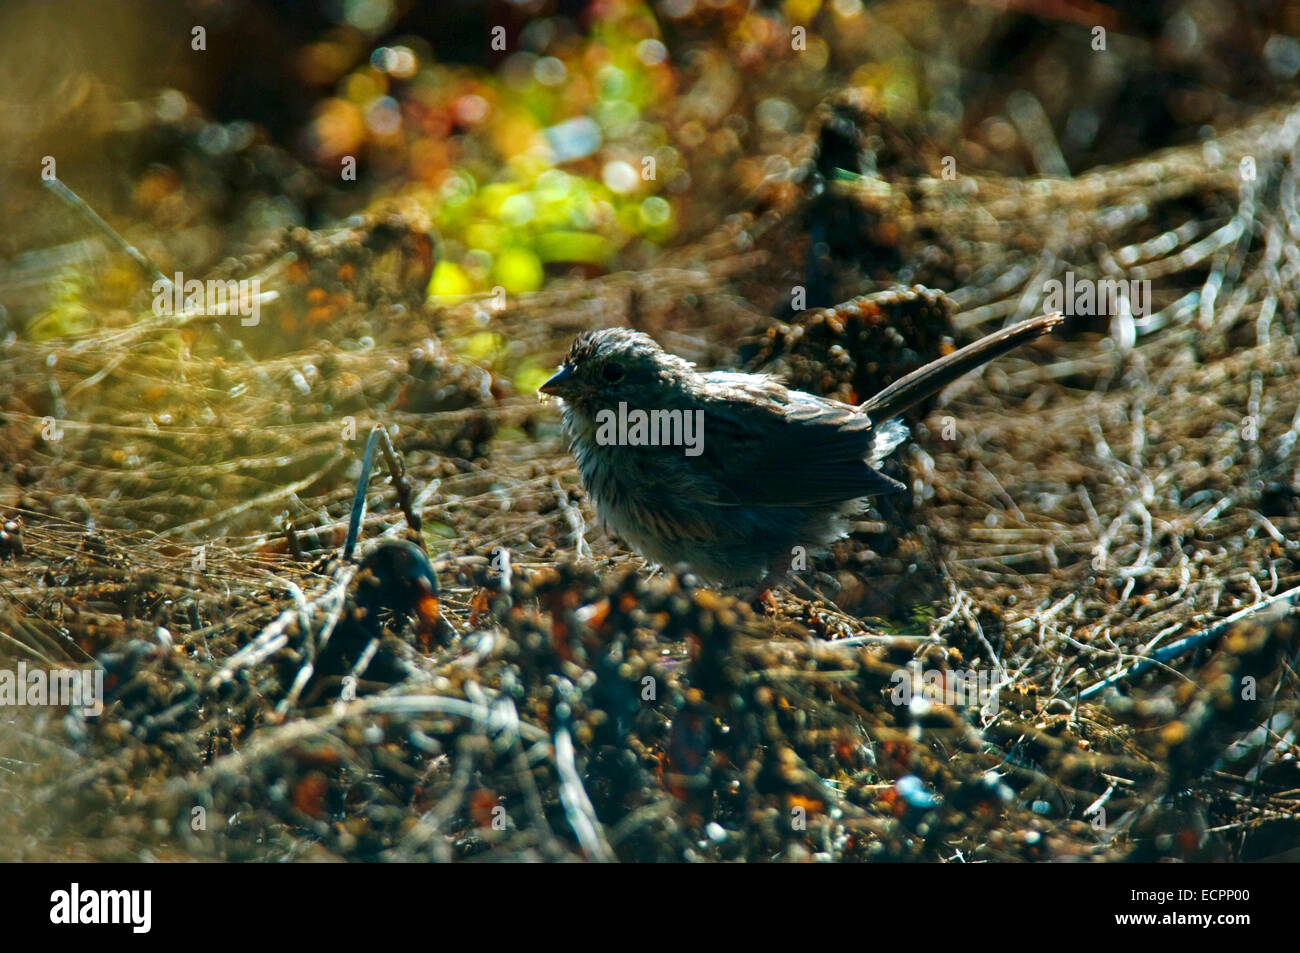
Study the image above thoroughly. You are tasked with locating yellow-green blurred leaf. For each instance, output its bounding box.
[461,330,505,362]
[535,231,612,265]
[492,248,544,293]
[515,362,554,395]
[428,260,473,297]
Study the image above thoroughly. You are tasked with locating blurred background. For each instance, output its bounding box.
[3,0,1300,327]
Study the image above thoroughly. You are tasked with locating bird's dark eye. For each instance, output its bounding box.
[602,362,625,383]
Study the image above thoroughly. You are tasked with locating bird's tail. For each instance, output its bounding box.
[859,312,1063,421]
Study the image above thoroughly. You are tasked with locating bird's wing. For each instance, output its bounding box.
[690,372,906,507]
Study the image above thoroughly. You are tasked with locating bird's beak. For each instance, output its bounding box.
[539,364,574,396]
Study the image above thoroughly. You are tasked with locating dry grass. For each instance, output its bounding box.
[2,103,1300,862]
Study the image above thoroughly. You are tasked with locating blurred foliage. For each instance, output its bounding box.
[9,0,1300,336]
[300,0,680,297]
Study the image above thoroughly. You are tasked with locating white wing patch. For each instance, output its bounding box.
[869,418,909,466]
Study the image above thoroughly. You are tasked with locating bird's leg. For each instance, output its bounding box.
[733,571,841,614]
[784,572,853,617]
[787,572,827,602]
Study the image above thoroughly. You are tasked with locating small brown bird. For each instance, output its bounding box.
[540,312,1062,586]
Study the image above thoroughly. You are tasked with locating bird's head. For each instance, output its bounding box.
[539,327,695,413]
